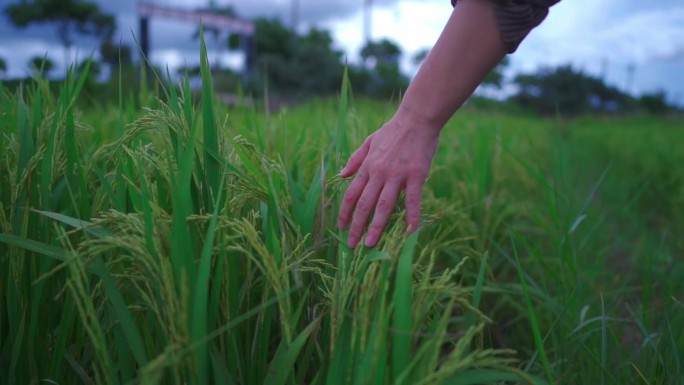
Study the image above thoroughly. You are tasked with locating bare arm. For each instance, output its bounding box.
[395,0,506,132]
[337,0,507,248]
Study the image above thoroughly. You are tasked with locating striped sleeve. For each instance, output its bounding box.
[451,0,560,53]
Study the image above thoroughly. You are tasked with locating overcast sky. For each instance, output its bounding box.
[1,0,683,104]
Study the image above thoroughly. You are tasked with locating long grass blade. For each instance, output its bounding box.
[393,230,420,383]
[265,319,320,385]
[511,233,554,383]
[199,25,220,210]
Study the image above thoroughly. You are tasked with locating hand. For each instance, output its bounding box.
[337,115,440,248]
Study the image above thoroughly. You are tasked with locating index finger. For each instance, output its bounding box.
[338,172,369,229]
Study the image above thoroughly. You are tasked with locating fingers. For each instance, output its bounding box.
[405,177,424,234]
[347,179,383,248]
[339,175,424,248]
[340,137,371,178]
[337,172,369,229]
[364,181,401,247]
[337,129,431,247]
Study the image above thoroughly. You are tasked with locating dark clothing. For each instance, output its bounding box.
[451,0,560,53]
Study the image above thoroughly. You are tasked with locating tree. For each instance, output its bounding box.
[250,18,344,98]
[353,38,409,97]
[99,40,132,68]
[254,18,296,61]
[412,48,430,67]
[29,56,55,77]
[639,91,672,114]
[511,64,636,115]
[482,56,509,89]
[189,5,241,68]
[360,39,402,68]
[0,56,6,78]
[5,0,115,66]
[190,5,238,42]
[76,58,100,78]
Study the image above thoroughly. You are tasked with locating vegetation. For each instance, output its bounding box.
[249,19,347,98]
[245,19,410,99]
[511,65,631,115]
[638,90,672,115]
[482,57,509,89]
[99,40,133,69]
[0,34,682,385]
[510,64,680,116]
[360,39,402,66]
[5,0,115,56]
[28,55,56,77]
[0,56,6,77]
[3,1,679,114]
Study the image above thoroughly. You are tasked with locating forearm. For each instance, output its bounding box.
[395,0,507,132]
[338,0,554,247]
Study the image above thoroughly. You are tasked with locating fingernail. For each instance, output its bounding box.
[348,237,358,248]
[364,235,376,247]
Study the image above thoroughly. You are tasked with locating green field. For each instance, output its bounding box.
[1,53,683,385]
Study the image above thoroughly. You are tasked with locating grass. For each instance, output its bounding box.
[0,49,683,384]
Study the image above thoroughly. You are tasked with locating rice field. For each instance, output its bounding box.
[1,42,683,385]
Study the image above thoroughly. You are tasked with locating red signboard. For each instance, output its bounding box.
[138,2,255,35]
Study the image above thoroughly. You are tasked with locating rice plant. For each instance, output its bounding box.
[1,34,682,384]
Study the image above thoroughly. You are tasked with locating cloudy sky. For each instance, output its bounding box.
[1,0,683,104]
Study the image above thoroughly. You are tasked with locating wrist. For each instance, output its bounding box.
[392,105,444,137]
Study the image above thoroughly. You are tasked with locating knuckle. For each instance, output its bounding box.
[408,210,420,221]
[343,192,357,205]
[406,195,421,208]
[372,164,389,177]
[357,168,370,179]
[409,167,426,178]
[376,198,392,213]
[349,222,365,237]
[410,209,421,221]
[369,223,385,234]
[356,200,371,214]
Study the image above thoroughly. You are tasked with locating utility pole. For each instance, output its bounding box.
[364,0,373,46]
[291,0,300,31]
[599,57,608,81]
[626,63,636,95]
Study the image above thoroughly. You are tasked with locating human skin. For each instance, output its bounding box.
[337,0,508,248]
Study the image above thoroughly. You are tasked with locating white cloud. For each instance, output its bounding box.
[597,8,684,63]
[507,0,684,97]
[0,40,67,78]
[328,0,450,73]
[517,0,684,65]
[149,49,187,71]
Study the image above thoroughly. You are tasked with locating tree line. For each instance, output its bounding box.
[1,0,678,115]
